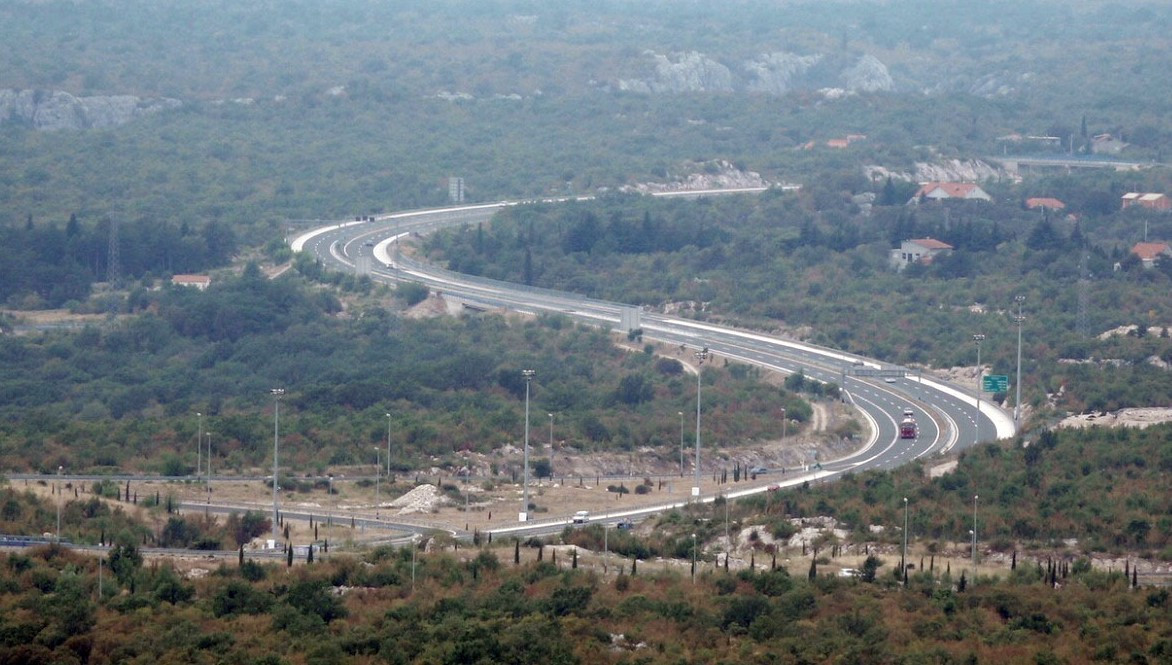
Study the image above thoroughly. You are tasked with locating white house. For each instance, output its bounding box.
[891,238,953,269]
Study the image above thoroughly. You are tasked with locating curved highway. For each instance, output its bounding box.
[292,194,1015,537]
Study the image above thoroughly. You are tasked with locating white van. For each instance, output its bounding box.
[572,510,590,524]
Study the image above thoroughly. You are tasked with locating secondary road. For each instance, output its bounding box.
[292,193,1016,539]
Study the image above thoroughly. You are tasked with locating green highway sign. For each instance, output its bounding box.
[982,374,1009,392]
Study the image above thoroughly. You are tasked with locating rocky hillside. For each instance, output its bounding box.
[618,50,893,96]
[0,89,181,131]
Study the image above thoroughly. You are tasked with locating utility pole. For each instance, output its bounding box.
[972,494,979,565]
[196,412,202,483]
[972,334,984,446]
[520,369,535,522]
[385,413,392,479]
[271,388,284,542]
[693,347,708,498]
[902,497,909,586]
[1014,296,1026,426]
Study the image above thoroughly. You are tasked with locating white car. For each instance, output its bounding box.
[572,510,590,524]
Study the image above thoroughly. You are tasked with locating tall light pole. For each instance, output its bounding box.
[902,497,909,586]
[548,413,554,477]
[411,533,419,592]
[374,447,381,519]
[972,334,985,446]
[693,347,709,498]
[520,369,535,522]
[691,533,697,583]
[780,407,787,443]
[1014,295,1026,426]
[385,413,392,479]
[678,411,684,476]
[196,412,203,481]
[206,433,212,500]
[972,494,979,565]
[56,465,63,543]
[271,388,284,542]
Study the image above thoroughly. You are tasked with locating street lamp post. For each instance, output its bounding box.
[972,494,979,565]
[691,533,697,582]
[206,433,212,500]
[972,334,985,446]
[271,388,284,542]
[678,411,684,476]
[385,413,392,480]
[56,465,63,542]
[1014,295,1026,425]
[781,407,787,442]
[196,412,203,482]
[374,447,381,519]
[520,369,535,522]
[548,413,554,478]
[411,534,419,592]
[693,347,709,498]
[902,497,909,586]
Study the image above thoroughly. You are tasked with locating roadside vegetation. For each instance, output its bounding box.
[2,418,1171,664]
[0,267,804,475]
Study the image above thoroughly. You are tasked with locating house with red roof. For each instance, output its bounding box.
[891,238,954,269]
[1131,242,1171,268]
[911,182,992,203]
[1025,197,1065,211]
[171,274,212,290]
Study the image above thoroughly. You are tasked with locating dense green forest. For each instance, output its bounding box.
[2,419,1171,665]
[0,267,804,474]
[423,190,1172,416]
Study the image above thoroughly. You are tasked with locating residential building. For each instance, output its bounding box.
[1025,197,1065,211]
[172,274,211,290]
[1091,133,1128,155]
[891,238,953,269]
[1131,242,1172,268]
[911,182,992,203]
[1121,192,1171,212]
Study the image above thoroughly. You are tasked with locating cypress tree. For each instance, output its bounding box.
[808,558,817,580]
[514,539,520,565]
[238,544,244,566]
[572,548,578,569]
[307,545,314,564]
[537,545,543,562]
[631,557,637,576]
[286,544,293,567]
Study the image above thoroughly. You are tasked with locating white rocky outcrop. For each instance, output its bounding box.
[842,55,894,93]
[744,52,822,95]
[0,88,182,131]
[620,51,734,94]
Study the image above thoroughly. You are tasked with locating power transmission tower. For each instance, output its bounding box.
[1076,252,1089,337]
